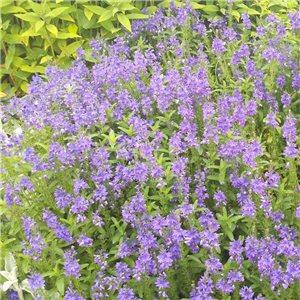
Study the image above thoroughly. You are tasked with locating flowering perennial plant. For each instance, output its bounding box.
[1,2,300,300]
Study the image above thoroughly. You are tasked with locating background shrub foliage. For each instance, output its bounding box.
[1,1,300,300]
[1,0,299,99]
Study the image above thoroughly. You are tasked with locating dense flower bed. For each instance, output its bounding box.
[1,3,300,300]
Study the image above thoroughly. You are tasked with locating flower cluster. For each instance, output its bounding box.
[1,2,300,299]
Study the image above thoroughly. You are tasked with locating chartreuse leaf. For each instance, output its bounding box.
[159,1,182,8]
[98,9,113,23]
[14,12,41,23]
[1,6,26,14]
[45,7,70,18]
[46,24,58,37]
[35,20,45,32]
[68,23,78,34]
[117,13,131,32]
[84,7,93,20]
[126,14,149,20]
[83,5,105,16]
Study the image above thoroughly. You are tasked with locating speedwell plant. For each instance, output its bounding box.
[1,2,300,300]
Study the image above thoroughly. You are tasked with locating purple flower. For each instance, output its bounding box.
[265,113,278,127]
[64,246,81,278]
[156,272,170,289]
[212,38,226,58]
[6,290,19,300]
[240,286,254,300]
[78,234,93,247]
[241,14,251,30]
[28,272,45,290]
[65,286,85,300]
[118,287,135,300]
[213,190,227,207]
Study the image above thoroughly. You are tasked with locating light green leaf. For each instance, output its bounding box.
[68,23,78,34]
[56,32,81,39]
[28,0,42,15]
[97,9,113,23]
[159,1,182,8]
[126,13,149,20]
[45,7,70,18]
[190,2,205,9]
[84,7,93,20]
[202,5,219,12]
[46,24,58,37]
[99,20,116,33]
[5,53,14,70]
[35,20,45,32]
[118,3,136,11]
[1,6,26,14]
[236,4,260,15]
[117,13,131,32]
[1,1,14,8]
[83,5,105,16]
[59,14,75,22]
[56,277,64,295]
[61,41,82,57]
[14,12,41,23]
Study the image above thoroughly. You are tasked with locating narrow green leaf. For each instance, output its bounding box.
[5,53,14,70]
[56,277,64,295]
[117,13,131,32]
[126,13,149,20]
[1,6,26,14]
[14,13,41,23]
[56,32,81,39]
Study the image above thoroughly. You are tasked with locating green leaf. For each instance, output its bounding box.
[35,20,45,32]
[1,6,26,14]
[28,0,42,15]
[98,9,113,23]
[20,65,45,73]
[83,5,105,16]
[5,53,14,70]
[84,7,93,21]
[56,277,64,295]
[1,1,14,8]
[46,24,58,37]
[14,12,41,23]
[190,2,205,9]
[202,5,219,12]
[45,7,70,18]
[159,1,182,8]
[126,13,149,20]
[117,13,131,32]
[61,41,82,57]
[99,20,117,33]
[59,14,75,22]
[118,3,136,11]
[236,4,260,15]
[68,23,78,34]
[56,32,81,39]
